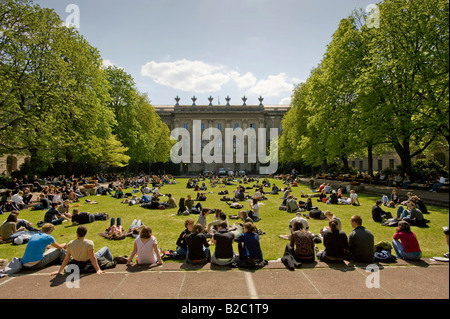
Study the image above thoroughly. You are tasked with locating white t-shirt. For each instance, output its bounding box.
[289,216,309,231]
[11,194,23,205]
[439,176,446,184]
[350,192,358,204]
[135,236,158,265]
[253,203,260,218]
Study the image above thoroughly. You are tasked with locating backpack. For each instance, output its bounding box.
[374,250,397,263]
[286,199,299,213]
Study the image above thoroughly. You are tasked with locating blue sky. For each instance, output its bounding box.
[34,0,377,106]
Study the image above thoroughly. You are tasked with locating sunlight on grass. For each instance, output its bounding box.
[1,178,448,262]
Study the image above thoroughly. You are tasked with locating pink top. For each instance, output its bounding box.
[393,231,421,253]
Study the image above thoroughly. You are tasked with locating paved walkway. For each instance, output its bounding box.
[1,259,448,300]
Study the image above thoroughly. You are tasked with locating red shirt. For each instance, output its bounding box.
[393,231,421,253]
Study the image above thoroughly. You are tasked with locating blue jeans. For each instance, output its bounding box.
[110,217,121,227]
[432,183,443,192]
[396,206,409,219]
[185,247,211,264]
[17,220,38,232]
[176,247,187,258]
[23,248,66,270]
[95,247,113,261]
[392,240,422,260]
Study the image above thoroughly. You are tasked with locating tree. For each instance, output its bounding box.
[0,0,122,174]
[105,67,172,166]
[360,0,449,174]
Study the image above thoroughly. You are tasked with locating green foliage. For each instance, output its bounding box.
[0,0,172,174]
[411,159,448,181]
[279,0,449,174]
[105,67,172,165]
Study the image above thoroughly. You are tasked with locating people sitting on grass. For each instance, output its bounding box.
[249,198,261,222]
[235,222,266,268]
[58,200,73,220]
[348,215,374,263]
[316,219,349,263]
[196,208,210,230]
[392,221,422,261]
[44,202,70,225]
[51,225,115,276]
[286,211,308,235]
[127,226,163,266]
[339,189,360,206]
[185,194,203,214]
[0,212,40,242]
[22,223,67,271]
[396,201,426,227]
[206,209,228,234]
[185,223,211,264]
[323,210,342,232]
[11,191,26,211]
[372,200,393,222]
[209,221,239,267]
[284,221,315,263]
[175,218,195,259]
[390,189,401,206]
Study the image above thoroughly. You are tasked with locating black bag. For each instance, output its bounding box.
[374,250,397,263]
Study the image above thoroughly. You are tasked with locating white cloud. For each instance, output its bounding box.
[141,59,231,93]
[102,59,123,69]
[102,59,115,68]
[279,97,292,105]
[230,71,257,89]
[140,59,301,98]
[246,73,296,98]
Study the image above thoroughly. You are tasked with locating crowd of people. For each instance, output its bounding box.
[0,173,449,277]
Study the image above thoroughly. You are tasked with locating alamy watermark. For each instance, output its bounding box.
[65,4,80,30]
[365,264,381,289]
[365,4,380,29]
[170,120,279,175]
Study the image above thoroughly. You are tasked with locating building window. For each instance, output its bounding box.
[182,123,189,130]
[359,160,364,172]
[201,123,206,131]
[216,123,223,131]
[233,123,240,130]
[352,161,356,168]
[389,159,395,170]
[250,123,257,130]
[378,160,383,171]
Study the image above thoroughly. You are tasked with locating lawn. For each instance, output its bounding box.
[1,178,449,262]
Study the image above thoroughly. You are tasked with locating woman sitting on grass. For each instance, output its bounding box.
[392,221,422,261]
[235,222,264,268]
[127,226,163,266]
[284,221,315,263]
[185,224,211,264]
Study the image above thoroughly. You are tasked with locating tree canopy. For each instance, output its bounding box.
[0,0,172,175]
[280,0,449,175]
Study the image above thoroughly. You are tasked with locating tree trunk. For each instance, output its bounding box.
[367,144,374,176]
[341,157,349,174]
[393,140,412,175]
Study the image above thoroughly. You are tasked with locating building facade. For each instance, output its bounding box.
[0,155,30,176]
[154,97,289,175]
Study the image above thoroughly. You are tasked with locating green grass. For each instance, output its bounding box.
[1,178,449,262]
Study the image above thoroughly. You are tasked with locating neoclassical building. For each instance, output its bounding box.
[154,96,290,174]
